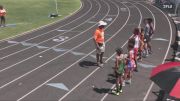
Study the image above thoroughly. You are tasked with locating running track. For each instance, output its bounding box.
[0,0,176,101]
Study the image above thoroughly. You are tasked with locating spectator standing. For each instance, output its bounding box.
[0,5,6,27]
[93,21,107,67]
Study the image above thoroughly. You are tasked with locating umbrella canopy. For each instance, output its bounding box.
[150,62,180,99]
[170,79,180,99]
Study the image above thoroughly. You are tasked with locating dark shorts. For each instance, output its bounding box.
[115,71,124,78]
[0,16,5,20]
[144,35,151,42]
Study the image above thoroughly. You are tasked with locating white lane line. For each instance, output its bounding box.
[131,2,142,27]
[143,3,173,101]
[0,0,97,72]
[137,62,155,68]
[0,1,83,44]
[0,0,108,92]
[7,41,19,44]
[56,30,82,33]
[174,20,180,24]
[107,1,158,101]
[58,1,130,100]
[136,1,156,30]
[0,36,93,90]
[16,0,121,100]
[152,38,169,41]
[101,1,143,101]
[0,1,93,60]
[59,2,130,100]
[175,57,180,61]
[0,0,101,75]
[4,42,93,57]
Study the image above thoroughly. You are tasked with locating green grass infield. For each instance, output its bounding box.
[0,0,81,40]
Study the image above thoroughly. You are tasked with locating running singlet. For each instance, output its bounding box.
[0,9,6,16]
[128,50,136,68]
[94,28,104,44]
[116,54,125,74]
[144,24,150,36]
[134,35,140,49]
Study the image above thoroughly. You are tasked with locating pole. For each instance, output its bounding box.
[55,0,59,14]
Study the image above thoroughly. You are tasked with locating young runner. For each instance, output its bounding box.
[138,28,145,61]
[144,18,154,56]
[125,43,136,84]
[144,19,151,56]
[112,48,126,95]
[132,28,140,72]
[147,18,154,54]
[93,21,107,67]
[0,5,6,27]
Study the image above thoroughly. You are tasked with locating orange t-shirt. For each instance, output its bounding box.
[94,28,104,43]
[0,9,6,16]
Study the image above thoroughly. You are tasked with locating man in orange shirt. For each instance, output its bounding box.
[94,21,107,67]
[0,5,6,27]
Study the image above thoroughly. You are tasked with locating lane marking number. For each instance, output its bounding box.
[53,36,69,42]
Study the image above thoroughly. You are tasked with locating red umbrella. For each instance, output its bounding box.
[150,62,180,99]
[170,79,180,99]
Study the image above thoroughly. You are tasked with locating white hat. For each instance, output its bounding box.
[98,20,107,26]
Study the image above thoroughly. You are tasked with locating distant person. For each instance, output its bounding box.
[132,28,140,72]
[144,18,154,56]
[94,21,107,67]
[125,43,136,84]
[148,18,154,39]
[138,28,145,61]
[112,48,126,95]
[0,5,6,27]
[127,28,140,72]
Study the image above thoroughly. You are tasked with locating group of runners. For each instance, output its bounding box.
[93,18,154,95]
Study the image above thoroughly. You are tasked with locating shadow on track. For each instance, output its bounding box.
[93,87,111,94]
[79,60,97,68]
[107,73,116,84]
